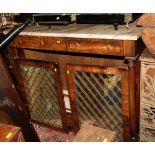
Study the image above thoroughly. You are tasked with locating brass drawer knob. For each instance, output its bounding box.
[40,40,44,45]
[18,39,22,44]
[107,44,113,50]
[76,41,80,48]
[56,40,61,44]
[56,16,60,20]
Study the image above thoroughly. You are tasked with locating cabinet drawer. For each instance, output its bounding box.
[52,37,67,51]
[11,36,67,51]
[11,36,52,50]
[66,38,123,56]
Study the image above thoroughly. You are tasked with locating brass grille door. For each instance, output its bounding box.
[18,60,67,132]
[67,64,130,141]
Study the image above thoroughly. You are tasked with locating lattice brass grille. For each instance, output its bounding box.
[19,64,62,128]
[73,71,123,141]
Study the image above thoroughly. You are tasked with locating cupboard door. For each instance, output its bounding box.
[66,64,130,141]
[18,59,68,132]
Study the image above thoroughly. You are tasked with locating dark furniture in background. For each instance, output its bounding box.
[0,123,25,142]
[0,55,40,142]
[0,19,40,142]
[139,48,155,141]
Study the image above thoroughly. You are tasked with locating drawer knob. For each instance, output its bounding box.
[40,40,44,45]
[56,40,61,44]
[19,39,22,44]
[56,16,60,20]
[107,44,113,50]
[76,42,80,48]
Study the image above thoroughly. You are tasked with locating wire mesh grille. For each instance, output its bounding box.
[19,64,62,128]
[73,71,123,141]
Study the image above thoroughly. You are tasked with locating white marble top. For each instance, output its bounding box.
[5,21,141,40]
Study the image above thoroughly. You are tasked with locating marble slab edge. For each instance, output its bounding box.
[19,31,140,40]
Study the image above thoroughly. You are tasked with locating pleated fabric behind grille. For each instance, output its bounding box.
[19,63,62,128]
[73,70,123,141]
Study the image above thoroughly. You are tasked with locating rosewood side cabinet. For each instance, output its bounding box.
[7,24,145,141]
